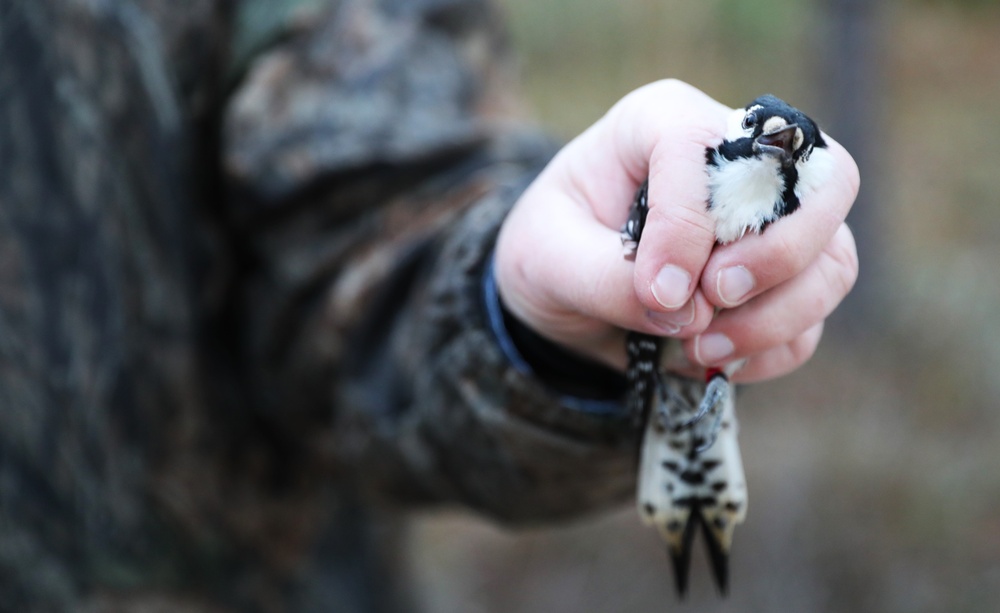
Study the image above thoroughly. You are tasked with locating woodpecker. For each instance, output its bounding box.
[621,94,832,597]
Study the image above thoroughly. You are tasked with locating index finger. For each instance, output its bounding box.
[551,80,732,313]
[630,133,720,311]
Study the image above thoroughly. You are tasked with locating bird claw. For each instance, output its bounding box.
[692,374,730,453]
[656,371,730,454]
[674,374,727,430]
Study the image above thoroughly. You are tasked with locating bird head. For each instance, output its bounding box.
[724,94,826,168]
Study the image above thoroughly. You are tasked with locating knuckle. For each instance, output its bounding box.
[827,141,861,203]
[841,152,862,200]
[736,323,823,383]
[650,78,686,97]
[820,225,860,298]
[646,198,715,249]
[787,324,824,368]
[770,228,812,280]
[618,79,687,116]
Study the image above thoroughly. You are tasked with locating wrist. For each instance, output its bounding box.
[482,255,627,414]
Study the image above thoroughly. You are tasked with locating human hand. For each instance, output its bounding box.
[494,79,860,384]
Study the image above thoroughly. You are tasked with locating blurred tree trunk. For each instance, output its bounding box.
[817,0,889,337]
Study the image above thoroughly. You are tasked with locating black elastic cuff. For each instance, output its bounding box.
[500,305,628,401]
[481,256,627,404]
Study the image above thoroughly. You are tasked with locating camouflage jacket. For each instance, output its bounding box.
[0,1,643,611]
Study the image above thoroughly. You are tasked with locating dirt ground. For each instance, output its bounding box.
[405,2,1000,611]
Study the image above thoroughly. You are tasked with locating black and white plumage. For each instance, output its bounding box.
[706,94,832,243]
[622,94,831,597]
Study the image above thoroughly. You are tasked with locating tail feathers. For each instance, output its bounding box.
[698,505,732,596]
[666,508,698,598]
[664,503,732,597]
[637,375,747,597]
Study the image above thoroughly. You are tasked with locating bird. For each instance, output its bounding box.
[621,94,832,597]
[705,94,832,243]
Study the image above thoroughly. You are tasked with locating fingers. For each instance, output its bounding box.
[700,135,861,308]
[729,323,825,383]
[495,79,861,382]
[582,81,731,324]
[494,181,714,356]
[631,141,718,312]
[557,79,731,231]
[497,79,733,357]
[681,223,858,371]
[618,83,727,315]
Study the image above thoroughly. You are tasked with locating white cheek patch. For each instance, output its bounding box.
[723,107,751,141]
[794,145,836,200]
[707,155,785,244]
[762,116,788,135]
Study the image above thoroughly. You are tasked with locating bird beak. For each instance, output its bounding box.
[754,124,798,166]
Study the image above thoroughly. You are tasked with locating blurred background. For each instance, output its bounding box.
[406,0,1000,611]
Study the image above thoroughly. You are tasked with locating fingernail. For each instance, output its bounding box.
[718,266,755,306]
[651,265,691,309]
[695,333,734,365]
[647,301,695,334]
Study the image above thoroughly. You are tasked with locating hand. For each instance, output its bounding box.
[494,79,860,383]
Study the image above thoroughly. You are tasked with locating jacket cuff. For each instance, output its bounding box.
[481,255,627,416]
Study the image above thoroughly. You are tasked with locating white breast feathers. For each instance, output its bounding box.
[707,154,786,244]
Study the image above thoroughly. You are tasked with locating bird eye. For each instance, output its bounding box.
[742,113,757,131]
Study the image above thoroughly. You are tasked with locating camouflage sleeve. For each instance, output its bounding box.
[0,0,644,608]
[223,0,639,522]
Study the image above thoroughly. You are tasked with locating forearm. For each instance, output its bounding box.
[222,0,646,523]
[327,159,640,522]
